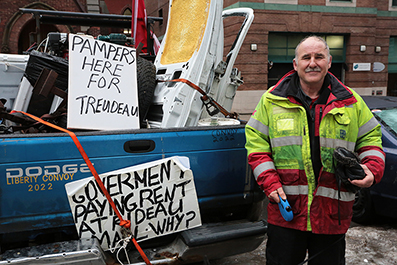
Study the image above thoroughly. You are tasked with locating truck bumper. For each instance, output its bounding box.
[0,220,267,264]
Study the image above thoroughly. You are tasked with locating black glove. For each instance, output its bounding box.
[333,147,366,193]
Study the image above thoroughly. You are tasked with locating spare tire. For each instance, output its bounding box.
[136,56,156,126]
[352,188,374,224]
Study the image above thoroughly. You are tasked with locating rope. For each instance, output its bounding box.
[110,235,132,265]
[2,62,27,72]
[163,78,238,119]
[10,110,152,265]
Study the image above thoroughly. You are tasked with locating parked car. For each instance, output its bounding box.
[353,96,397,223]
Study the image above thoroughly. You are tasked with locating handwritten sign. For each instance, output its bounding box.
[67,33,139,130]
[65,156,201,251]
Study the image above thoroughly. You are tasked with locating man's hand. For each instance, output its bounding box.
[268,187,286,203]
[349,164,374,188]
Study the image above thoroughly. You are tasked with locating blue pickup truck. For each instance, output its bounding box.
[0,123,267,264]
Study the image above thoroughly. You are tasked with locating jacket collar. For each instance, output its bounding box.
[269,70,354,105]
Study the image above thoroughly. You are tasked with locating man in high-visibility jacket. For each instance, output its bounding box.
[245,36,385,265]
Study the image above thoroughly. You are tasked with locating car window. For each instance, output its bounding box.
[373,108,397,136]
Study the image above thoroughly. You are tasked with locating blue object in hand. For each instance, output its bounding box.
[278,195,293,222]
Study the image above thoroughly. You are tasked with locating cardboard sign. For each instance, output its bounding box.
[68,34,139,130]
[65,156,201,251]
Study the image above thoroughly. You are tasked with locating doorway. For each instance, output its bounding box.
[18,20,58,54]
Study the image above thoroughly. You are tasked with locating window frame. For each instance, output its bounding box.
[264,0,298,4]
[390,0,397,11]
[326,0,356,7]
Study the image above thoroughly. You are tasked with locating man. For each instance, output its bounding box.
[245,36,385,264]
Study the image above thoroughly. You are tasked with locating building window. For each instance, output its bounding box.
[158,9,163,25]
[267,33,346,88]
[264,0,298,4]
[268,34,301,63]
[388,37,397,96]
[326,0,356,7]
[389,0,397,11]
[390,0,397,10]
[268,33,346,63]
[389,37,397,73]
[123,8,132,35]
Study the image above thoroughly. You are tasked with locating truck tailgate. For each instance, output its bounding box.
[0,125,252,234]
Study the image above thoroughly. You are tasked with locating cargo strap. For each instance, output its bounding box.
[169,78,238,119]
[10,110,152,265]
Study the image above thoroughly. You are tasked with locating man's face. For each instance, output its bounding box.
[293,38,332,88]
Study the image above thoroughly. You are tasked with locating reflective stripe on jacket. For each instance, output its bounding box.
[245,71,385,234]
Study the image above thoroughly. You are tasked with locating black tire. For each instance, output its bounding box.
[352,188,374,224]
[57,114,67,129]
[136,56,156,126]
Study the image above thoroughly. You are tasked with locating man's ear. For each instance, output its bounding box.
[328,55,332,69]
[293,58,298,71]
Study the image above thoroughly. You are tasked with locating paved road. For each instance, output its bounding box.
[208,220,397,265]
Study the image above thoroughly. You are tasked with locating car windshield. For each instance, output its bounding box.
[373,108,397,136]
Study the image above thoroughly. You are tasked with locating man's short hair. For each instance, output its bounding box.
[294,35,331,62]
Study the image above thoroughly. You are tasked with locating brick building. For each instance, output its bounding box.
[147,0,397,116]
[0,0,132,54]
[2,1,397,117]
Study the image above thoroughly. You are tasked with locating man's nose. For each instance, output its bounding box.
[309,56,317,66]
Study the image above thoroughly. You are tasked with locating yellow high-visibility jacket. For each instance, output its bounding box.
[245,71,385,234]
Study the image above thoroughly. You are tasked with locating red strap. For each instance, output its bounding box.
[168,78,238,119]
[132,237,152,264]
[11,110,152,265]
